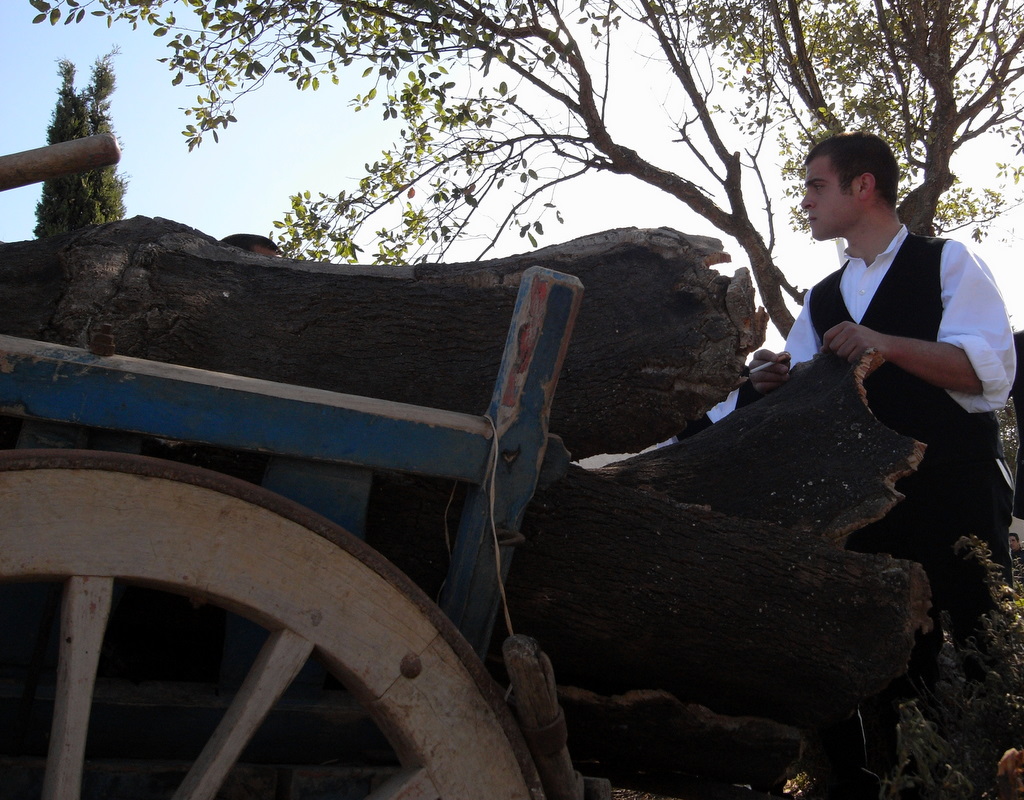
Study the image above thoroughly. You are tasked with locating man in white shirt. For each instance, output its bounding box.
[748,132,1015,799]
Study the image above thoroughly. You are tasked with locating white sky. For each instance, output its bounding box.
[2,1,1024,350]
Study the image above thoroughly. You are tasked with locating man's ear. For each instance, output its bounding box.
[853,172,877,198]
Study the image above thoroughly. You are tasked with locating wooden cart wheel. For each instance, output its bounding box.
[0,450,543,800]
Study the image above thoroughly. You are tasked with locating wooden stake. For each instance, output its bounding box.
[503,634,586,800]
[0,134,121,192]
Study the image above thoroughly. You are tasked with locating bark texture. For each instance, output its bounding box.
[367,462,930,733]
[604,350,927,542]
[361,351,930,785]
[0,216,765,459]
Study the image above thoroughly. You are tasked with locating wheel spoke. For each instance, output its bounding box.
[365,766,439,800]
[42,575,114,800]
[0,456,538,800]
[172,628,314,800]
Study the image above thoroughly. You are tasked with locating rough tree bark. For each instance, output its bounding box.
[0,215,765,459]
[604,349,926,542]
[368,444,929,733]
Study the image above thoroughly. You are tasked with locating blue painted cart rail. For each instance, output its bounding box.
[0,334,494,484]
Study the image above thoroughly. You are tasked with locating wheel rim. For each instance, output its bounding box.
[0,449,541,800]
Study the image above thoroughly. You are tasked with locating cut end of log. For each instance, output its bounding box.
[815,440,926,547]
[851,348,887,404]
[704,251,733,267]
[724,268,768,352]
[906,561,935,635]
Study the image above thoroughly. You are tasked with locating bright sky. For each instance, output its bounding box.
[3,1,1024,348]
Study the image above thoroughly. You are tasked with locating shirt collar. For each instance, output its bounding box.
[843,225,908,268]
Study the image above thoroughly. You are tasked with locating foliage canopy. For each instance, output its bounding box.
[30,0,1024,334]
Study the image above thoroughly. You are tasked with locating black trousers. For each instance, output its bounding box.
[846,458,1012,664]
[822,458,1012,793]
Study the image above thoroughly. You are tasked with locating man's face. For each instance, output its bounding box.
[801,155,860,242]
[1011,535,1021,552]
[252,244,282,257]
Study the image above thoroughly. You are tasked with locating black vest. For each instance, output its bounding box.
[808,234,1002,465]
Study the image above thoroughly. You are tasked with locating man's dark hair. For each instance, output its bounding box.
[805,132,900,207]
[220,233,280,254]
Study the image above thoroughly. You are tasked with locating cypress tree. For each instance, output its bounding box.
[34,54,127,239]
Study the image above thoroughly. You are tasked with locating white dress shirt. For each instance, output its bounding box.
[707,227,1015,421]
[784,226,1014,413]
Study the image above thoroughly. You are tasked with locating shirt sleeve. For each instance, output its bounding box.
[937,240,1015,412]
[782,288,822,365]
[705,295,824,421]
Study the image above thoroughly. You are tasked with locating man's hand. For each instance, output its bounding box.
[748,349,791,394]
[821,321,983,395]
[820,322,889,362]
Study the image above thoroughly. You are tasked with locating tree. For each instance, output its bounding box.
[29,0,1024,336]
[34,53,127,239]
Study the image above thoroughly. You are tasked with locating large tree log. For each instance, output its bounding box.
[367,465,930,733]
[358,355,930,788]
[364,353,930,728]
[604,349,926,542]
[0,216,765,458]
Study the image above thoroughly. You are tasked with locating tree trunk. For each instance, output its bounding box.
[367,463,930,734]
[0,216,765,459]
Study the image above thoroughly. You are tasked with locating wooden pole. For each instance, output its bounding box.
[0,134,121,193]
[503,635,587,800]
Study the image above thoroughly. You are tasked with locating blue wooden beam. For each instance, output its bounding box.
[0,334,492,484]
[439,266,584,656]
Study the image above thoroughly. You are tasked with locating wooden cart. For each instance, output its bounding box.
[0,139,592,800]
